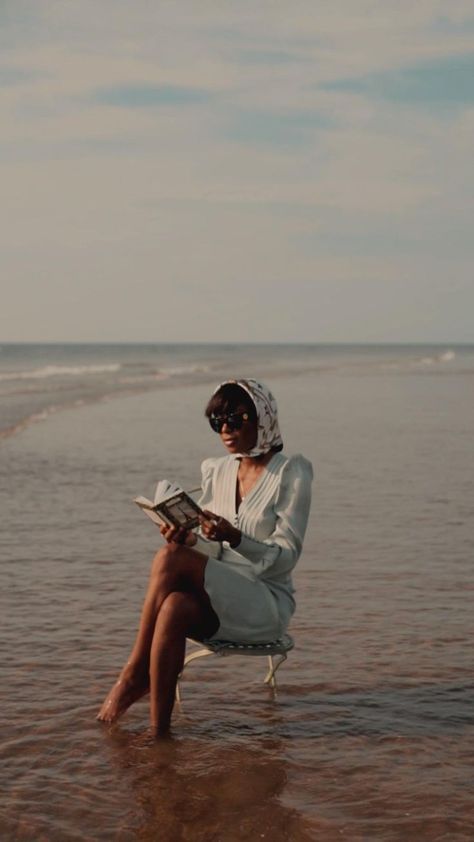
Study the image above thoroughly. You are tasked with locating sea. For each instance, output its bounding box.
[1,342,473,841]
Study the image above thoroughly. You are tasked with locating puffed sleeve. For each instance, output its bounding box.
[197,457,216,510]
[236,454,313,578]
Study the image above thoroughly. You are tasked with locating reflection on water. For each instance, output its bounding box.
[102,726,313,842]
[0,696,316,841]
[2,675,473,841]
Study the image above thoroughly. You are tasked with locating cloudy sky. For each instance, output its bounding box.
[2,1,473,343]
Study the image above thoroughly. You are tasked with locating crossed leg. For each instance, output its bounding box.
[97,542,219,734]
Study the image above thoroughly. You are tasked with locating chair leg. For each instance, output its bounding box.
[183,648,217,668]
[175,647,217,702]
[264,652,287,688]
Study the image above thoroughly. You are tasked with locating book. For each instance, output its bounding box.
[135,480,223,560]
[135,480,203,531]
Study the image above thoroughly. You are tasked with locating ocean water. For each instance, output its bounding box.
[1,343,473,841]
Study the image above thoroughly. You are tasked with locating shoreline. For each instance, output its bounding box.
[1,342,469,443]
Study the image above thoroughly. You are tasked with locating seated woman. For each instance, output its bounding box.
[97,378,313,736]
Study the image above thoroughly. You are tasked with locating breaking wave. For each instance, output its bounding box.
[416,350,456,366]
[0,363,122,382]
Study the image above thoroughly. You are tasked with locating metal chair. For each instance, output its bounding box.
[176,633,294,702]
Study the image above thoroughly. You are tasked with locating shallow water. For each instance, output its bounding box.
[1,348,474,840]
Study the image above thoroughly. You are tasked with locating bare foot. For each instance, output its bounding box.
[97,668,149,723]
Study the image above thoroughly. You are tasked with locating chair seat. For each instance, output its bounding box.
[176,634,294,702]
[194,633,294,657]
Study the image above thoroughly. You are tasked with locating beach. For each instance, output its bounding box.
[1,344,473,841]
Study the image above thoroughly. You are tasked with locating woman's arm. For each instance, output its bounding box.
[201,455,313,578]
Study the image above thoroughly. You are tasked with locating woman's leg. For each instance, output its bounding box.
[97,542,219,723]
[149,590,217,735]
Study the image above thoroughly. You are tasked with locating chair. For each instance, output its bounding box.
[176,633,294,702]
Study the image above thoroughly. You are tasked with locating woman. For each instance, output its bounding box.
[97,378,313,736]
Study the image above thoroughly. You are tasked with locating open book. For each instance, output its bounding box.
[135,480,203,530]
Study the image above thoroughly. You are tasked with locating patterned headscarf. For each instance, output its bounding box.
[215,378,283,457]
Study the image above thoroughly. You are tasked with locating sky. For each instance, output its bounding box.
[1,0,474,343]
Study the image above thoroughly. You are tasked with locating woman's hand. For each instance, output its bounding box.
[200,510,241,548]
[159,524,197,546]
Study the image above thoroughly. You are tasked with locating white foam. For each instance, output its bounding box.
[412,349,456,368]
[0,363,121,382]
[160,364,210,376]
[438,350,455,362]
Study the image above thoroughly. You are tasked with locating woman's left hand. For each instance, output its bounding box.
[159,523,197,546]
[200,510,241,548]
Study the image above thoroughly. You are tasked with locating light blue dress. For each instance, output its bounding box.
[198,452,313,643]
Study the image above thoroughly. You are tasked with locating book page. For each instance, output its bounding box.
[154,479,183,505]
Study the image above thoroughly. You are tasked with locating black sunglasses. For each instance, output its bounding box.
[209,412,250,433]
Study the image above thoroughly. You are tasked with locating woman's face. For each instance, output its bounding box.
[219,403,258,455]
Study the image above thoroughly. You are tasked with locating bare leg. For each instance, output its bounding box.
[97,542,218,723]
[149,590,217,736]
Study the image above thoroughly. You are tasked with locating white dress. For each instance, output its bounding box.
[198,452,313,643]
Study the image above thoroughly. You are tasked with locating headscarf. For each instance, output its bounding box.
[214,378,283,457]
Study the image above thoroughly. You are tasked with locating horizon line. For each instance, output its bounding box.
[0,340,473,347]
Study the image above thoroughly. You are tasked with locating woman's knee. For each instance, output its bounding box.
[151,544,206,591]
[151,543,181,576]
[156,591,200,633]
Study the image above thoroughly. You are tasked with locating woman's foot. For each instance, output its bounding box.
[97,666,149,723]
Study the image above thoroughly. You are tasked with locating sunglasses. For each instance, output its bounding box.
[209,412,250,433]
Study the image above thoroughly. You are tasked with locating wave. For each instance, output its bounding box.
[159,364,211,376]
[415,350,456,367]
[116,364,211,385]
[0,363,122,382]
[0,362,211,384]
[380,349,458,372]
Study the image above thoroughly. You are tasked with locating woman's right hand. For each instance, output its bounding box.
[159,524,197,546]
[200,510,241,547]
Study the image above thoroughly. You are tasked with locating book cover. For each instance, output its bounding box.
[134,480,202,530]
